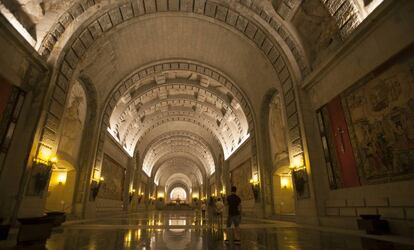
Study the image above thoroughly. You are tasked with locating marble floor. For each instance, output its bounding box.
[9,211,414,250]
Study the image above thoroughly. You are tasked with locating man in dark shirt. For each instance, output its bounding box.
[226,186,241,244]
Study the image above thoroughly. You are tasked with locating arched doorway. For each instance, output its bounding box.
[272,166,295,215]
[169,187,188,204]
[45,81,87,213]
[45,160,76,212]
[267,93,296,216]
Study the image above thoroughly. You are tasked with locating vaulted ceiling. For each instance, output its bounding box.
[1,0,385,193]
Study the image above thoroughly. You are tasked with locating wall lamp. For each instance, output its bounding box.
[249,173,260,202]
[129,189,136,203]
[32,154,58,195]
[280,175,291,189]
[137,192,144,204]
[90,176,104,201]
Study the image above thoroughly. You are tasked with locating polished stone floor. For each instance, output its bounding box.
[9,211,414,250]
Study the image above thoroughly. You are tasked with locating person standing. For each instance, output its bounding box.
[207,197,216,225]
[226,186,241,245]
[201,201,207,222]
[215,197,225,228]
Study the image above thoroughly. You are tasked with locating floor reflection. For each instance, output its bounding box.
[11,211,414,250]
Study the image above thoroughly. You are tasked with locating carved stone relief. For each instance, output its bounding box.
[292,0,340,68]
[58,81,86,162]
[268,94,289,167]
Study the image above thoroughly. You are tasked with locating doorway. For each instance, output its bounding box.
[272,166,295,215]
[45,160,76,213]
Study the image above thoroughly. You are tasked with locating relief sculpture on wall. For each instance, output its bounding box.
[268,94,289,167]
[58,82,86,162]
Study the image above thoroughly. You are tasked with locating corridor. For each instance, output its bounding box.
[1,0,414,248]
[10,211,414,250]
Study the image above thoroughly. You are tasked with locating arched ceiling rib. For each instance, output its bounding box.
[114,80,246,144]
[143,132,215,176]
[154,157,204,186]
[158,169,200,189]
[165,173,193,189]
[107,69,250,161]
[145,145,212,176]
[151,151,207,178]
[36,0,310,73]
[166,183,191,200]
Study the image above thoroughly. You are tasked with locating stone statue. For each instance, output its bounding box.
[268,95,288,165]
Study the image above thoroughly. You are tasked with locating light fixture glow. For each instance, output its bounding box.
[280,176,291,189]
[250,172,259,184]
[57,172,67,184]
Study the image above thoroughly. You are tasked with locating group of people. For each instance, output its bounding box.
[200,196,225,225]
[197,186,242,245]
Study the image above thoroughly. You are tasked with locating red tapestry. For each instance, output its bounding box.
[326,97,360,188]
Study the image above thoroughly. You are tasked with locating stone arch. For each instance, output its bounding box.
[38,0,310,76]
[35,2,311,205]
[166,182,190,203]
[258,88,291,214]
[96,60,259,180]
[153,157,205,186]
[142,131,216,177]
[70,75,99,208]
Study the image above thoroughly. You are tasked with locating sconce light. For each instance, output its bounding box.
[137,192,144,204]
[33,153,58,166]
[219,188,225,199]
[129,189,136,203]
[157,193,164,202]
[249,172,260,202]
[90,177,104,201]
[32,153,58,195]
[57,172,67,185]
[280,175,291,189]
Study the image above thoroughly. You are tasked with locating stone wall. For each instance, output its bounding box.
[302,0,414,236]
[0,15,49,220]
[227,139,256,215]
[94,133,130,214]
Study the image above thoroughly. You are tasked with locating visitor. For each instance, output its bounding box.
[207,197,216,225]
[201,201,207,221]
[194,199,201,224]
[225,186,241,245]
[215,197,224,227]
